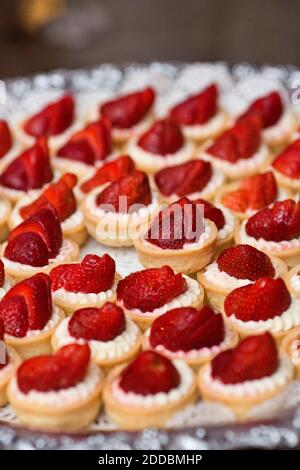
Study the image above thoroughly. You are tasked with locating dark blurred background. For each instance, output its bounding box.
[1,0,300,78]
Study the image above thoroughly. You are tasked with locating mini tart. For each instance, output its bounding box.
[281,326,300,377]
[181,110,228,142]
[51,273,121,315]
[200,142,271,181]
[236,221,300,267]
[215,180,292,221]
[222,295,300,343]
[134,219,218,274]
[52,316,141,369]
[197,354,294,418]
[103,359,197,430]
[81,186,160,247]
[9,195,87,247]
[117,275,204,330]
[127,136,194,174]
[1,238,79,282]
[262,110,298,150]
[7,363,103,432]
[4,306,65,360]
[0,346,21,407]
[142,324,238,370]
[0,199,11,242]
[198,255,288,311]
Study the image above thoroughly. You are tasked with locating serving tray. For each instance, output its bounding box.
[1,62,300,449]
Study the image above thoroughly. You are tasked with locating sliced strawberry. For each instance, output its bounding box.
[145,197,204,250]
[0,318,3,341]
[154,160,212,197]
[221,189,249,213]
[20,173,77,222]
[138,118,184,155]
[119,350,180,395]
[80,155,135,194]
[217,244,275,280]
[272,139,300,179]
[17,343,90,393]
[193,198,225,230]
[69,303,125,341]
[50,254,115,294]
[224,277,291,322]
[170,84,218,126]
[23,95,74,137]
[0,273,52,336]
[57,118,111,165]
[100,87,155,129]
[0,120,12,159]
[212,332,278,384]
[150,306,225,352]
[0,259,4,288]
[207,115,261,163]
[245,199,300,241]
[117,266,187,313]
[4,232,49,267]
[0,138,53,190]
[96,170,152,212]
[238,91,283,129]
[240,171,278,211]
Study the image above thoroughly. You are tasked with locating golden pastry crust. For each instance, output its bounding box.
[4,307,65,360]
[262,111,298,150]
[0,199,11,242]
[273,168,300,192]
[51,273,122,316]
[285,265,300,299]
[103,364,197,430]
[7,366,103,432]
[197,255,288,312]
[197,361,294,418]
[0,347,21,407]
[281,326,300,378]
[134,220,218,274]
[1,239,80,282]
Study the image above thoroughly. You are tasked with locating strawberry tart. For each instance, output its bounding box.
[0,319,21,407]
[272,139,300,191]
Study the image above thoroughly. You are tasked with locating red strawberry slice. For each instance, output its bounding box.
[0,273,52,337]
[211,332,278,384]
[17,343,90,393]
[138,118,184,156]
[272,139,300,179]
[245,199,300,241]
[69,303,125,341]
[50,254,115,294]
[170,84,218,126]
[23,95,74,137]
[154,160,212,197]
[117,266,187,313]
[217,244,275,280]
[0,120,12,159]
[145,197,204,250]
[238,91,283,129]
[224,277,291,322]
[57,118,112,165]
[80,155,135,194]
[20,173,77,222]
[150,306,225,352]
[119,350,180,395]
[100,87,155,129]
[207,115,261,163]
[193,198,225,230]
[0,260,4,288]
[0,138,53,191]
[240,171,278,211]
[4,232,50,267]
[96,170,152,212]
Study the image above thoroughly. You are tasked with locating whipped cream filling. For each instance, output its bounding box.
[118,275,201,317]
[216,206,236,241]
[111,359,194,407]
[290,339,300,365]
[5,305,62,340]
[53,316,140,362]
[0,200,10,222]
[273,167,300,185]
[203,257,280,290]
[111,114,153,141]
[85,186,160,222]
[263,111,296,143]
[182,111,227,140]
[146,324,236,361]
[10,363,101,408]
[227,297,300,334]
[239,221,300,252]
[203,355,293,399]
[290,273,300,292]
[0,277,12,300]
[2,238,75,273]
[127,137,194,171]
[52,278,118,305]
[201,143,269,176]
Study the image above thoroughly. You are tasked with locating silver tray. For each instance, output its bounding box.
[1,62,300,450]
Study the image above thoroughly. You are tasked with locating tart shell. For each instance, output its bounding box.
[0,347,21,407]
